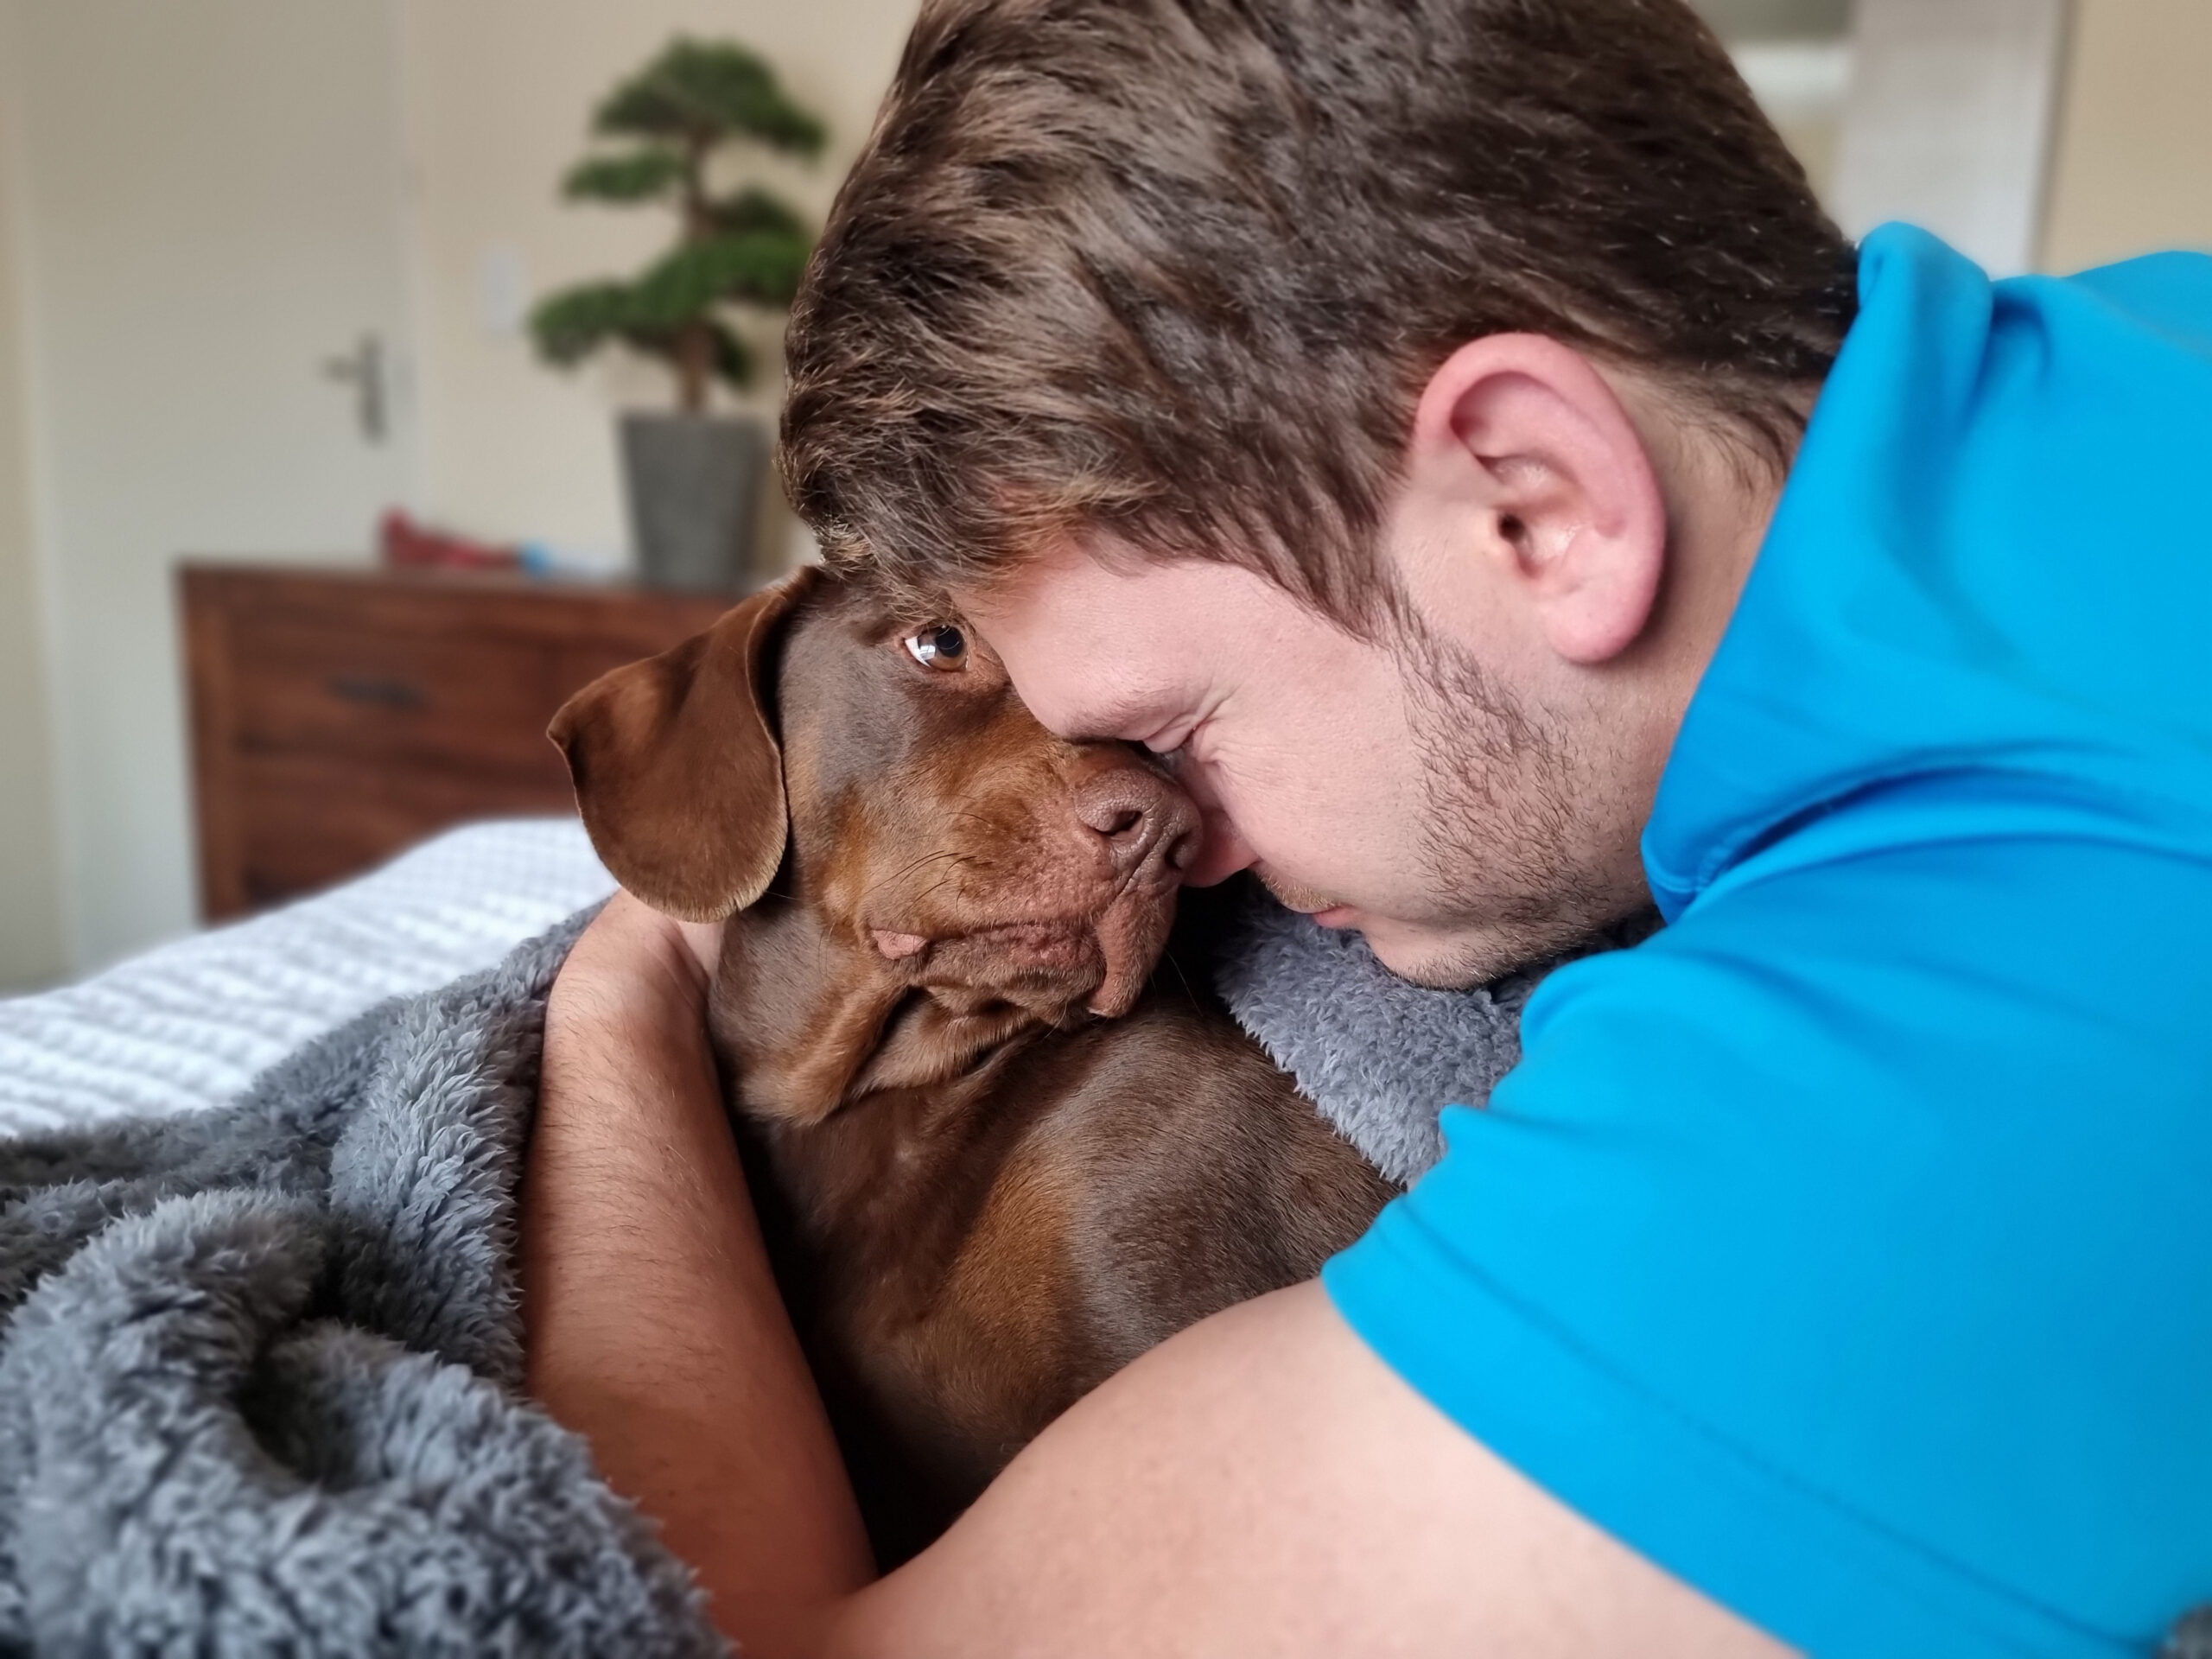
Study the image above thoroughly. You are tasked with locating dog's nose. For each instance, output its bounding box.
[1072,766,1200,884]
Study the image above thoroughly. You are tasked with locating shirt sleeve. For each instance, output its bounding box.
[1323,823,2212,1659]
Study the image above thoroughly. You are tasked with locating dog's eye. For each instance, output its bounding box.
[902,625,968,671]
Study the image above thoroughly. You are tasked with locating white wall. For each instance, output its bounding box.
[2041,0,2212,270]
[397,0,923,567]
[0,0,69,992]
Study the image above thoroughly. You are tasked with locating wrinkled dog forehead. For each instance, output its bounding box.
[773,582,1034,825]
[772,588,938,813]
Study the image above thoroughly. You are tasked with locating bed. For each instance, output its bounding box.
[0,817,613,1139]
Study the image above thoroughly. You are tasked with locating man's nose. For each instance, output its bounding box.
[1071,767,1201,884]
[1160,750,1256,887]
[1178,807,1258,887]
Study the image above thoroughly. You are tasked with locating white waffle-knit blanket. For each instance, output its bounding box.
[0,819,613,1138]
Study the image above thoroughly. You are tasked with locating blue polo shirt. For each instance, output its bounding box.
[1324,223,2212,1657]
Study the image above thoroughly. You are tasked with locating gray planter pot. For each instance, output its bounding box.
[619,410,772,592]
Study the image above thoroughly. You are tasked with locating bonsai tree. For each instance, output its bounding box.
[530,38,826,413]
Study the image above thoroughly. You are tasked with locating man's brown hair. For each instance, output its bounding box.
[781,0,1855,626]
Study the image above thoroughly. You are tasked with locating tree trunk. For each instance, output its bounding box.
[675,321,711,414]
[675,134,713,414]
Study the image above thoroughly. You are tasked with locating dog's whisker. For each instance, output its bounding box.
[1163,949,1198,1003]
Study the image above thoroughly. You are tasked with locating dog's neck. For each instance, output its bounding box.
[709,895,1047,1126]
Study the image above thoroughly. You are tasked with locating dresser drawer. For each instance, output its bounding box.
[182,562,738,920]
[231,751,577,910]
[232,615,569,781]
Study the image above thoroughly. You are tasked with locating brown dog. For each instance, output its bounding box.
[550,566,1393,1562]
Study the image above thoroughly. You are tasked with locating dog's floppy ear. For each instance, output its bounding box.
[550,566,820,923]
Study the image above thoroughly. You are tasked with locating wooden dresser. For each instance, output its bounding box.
[180,562,734,920]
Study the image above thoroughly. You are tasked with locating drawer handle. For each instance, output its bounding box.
[327,674,427,711]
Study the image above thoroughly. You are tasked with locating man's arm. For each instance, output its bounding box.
[831,1284,1789,1658]
[524,897,1788,1658]
[520,893,874,1656]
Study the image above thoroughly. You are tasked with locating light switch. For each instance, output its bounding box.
[476,243,531,337]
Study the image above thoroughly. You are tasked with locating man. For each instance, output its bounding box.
[520,1,2212,1654]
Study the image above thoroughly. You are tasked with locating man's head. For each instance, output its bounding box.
[781,0,1853,985]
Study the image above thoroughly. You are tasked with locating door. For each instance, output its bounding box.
[8,0,416,967]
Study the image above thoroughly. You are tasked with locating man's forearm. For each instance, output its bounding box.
[520,899,874,1656]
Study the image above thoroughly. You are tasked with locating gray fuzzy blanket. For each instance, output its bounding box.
[0,907,721,1657]
[13,893,2189,1656]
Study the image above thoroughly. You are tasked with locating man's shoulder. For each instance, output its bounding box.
[2050,245,2212,356]
[1533,800,2212,1109]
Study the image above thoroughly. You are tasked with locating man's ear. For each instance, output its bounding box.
[549,567,821,922]
[1402,334,1668,665]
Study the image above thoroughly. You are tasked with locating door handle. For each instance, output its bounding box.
[326,673,424,710]
[321,334,389,444]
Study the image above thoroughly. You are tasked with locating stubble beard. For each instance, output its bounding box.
[1386,617,1643,989]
